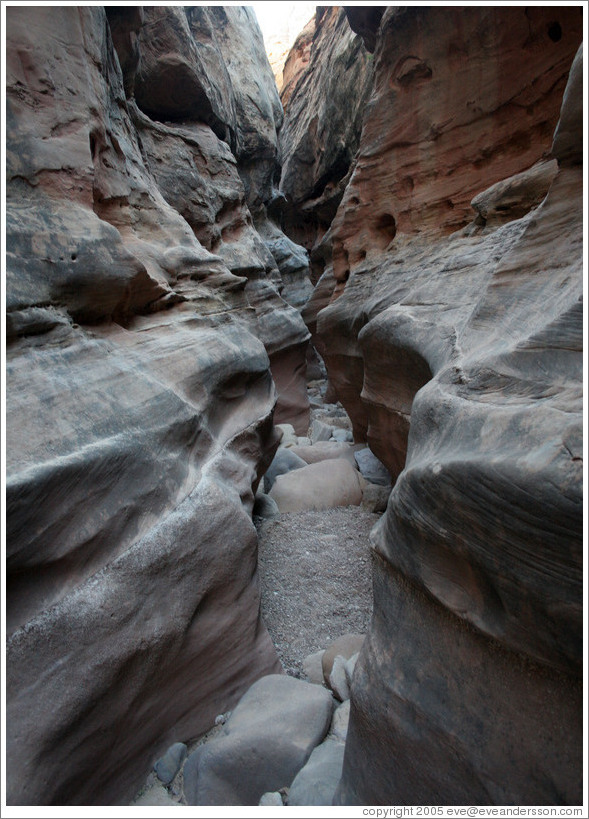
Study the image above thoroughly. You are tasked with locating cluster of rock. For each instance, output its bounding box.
[5,5,313,806]
[133,633,364,807]
[278,5,583,806]
[254,380,392,517]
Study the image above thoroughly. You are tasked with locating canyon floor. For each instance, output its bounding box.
[257,505,377,678]
[131,501,376,806]
[130,385,379,806]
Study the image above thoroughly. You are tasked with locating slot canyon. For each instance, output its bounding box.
[4,3,584,809]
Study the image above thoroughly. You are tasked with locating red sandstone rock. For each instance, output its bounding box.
[306,9,583,804]
[329,5,583,283]
[260,3,316,94]
[280,15,315,107]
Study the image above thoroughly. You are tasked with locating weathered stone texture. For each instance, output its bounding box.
[4,4,307,805]
[302,7,583,805]
[278,7,373,266]
[329,5,582,286]
[183,675,333,805]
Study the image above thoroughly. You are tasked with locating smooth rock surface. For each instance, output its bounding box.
[154,743,187,786]
[268,459,363,513]
[287,738,345,806]
[132,783,179,806]
[259,791,284,806]
[253,493,281,520]
[321,634,365,686]
[327,655,350,702]
[354,448,392,487]
[264,448,308,492]
[290,441,357,467]
[276,423,299,449]
[300,11,584,806]
[329,699,351,743]
[338,554,583,806]
[302,650,326,685]
[5,5,294,806]
[183,674,333,806]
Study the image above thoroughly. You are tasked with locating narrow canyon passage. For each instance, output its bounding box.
[131,371,384,805]
[5,3,583,810]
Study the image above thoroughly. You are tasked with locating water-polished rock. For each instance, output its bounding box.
[5,4,294,806]
[314,14,583,804]
[264,447,308,492]
[287,738,345,806]
[268,459,363,513]
[279,7,373,260]
[183,675,333,805]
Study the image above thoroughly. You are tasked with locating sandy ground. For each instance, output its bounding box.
[256,506,379,676]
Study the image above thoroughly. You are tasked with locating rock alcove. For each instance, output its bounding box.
[5,4,583,808]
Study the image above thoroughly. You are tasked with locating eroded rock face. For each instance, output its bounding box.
[328,6,582,284]
[343,6,385,53]
[278,7,373,273]
[183,674,333,805]
[126,5,312,430]
[279,14,315,107]
[304,9,583,805]
[4,4,306,805]
[135,5,283,215]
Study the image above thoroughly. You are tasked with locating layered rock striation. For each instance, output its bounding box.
[5,5,308,805]
[286,6,583,805]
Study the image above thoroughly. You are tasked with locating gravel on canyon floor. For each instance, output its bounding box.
[255,506,380,677]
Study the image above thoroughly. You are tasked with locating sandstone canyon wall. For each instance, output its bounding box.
[5,5,310,805]
[279,6,373,275]
[279,5,583,805]
[5,3,585,808]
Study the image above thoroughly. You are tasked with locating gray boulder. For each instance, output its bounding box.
[310,419,333,443]
[183,674,334,805]
[287,738,345,806]
[354,448,392,486]
[322,634,365,685]
[268,459,363,513]
[331,428,353,443]
[259,791,284,806]
[327,655,350,701]
[329,700,351,743]
[302,649,326,685]
[290,441,357,467]
[154,742,187,785]
[264,448,308,492]
[253,493,280,520]
[361,482,391,513]
[276,423,299,448]
[132,782,179,806]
